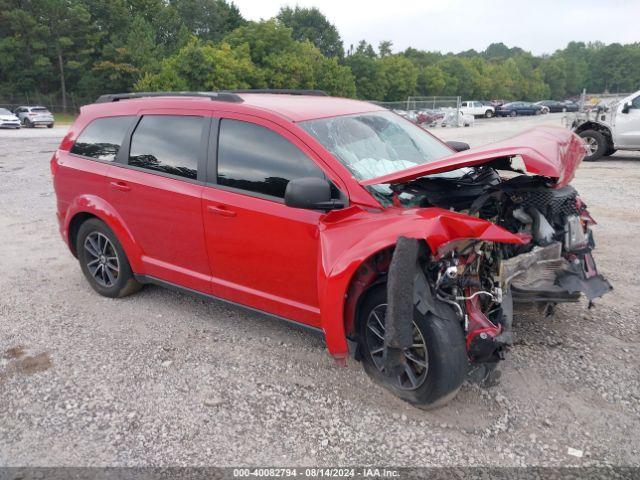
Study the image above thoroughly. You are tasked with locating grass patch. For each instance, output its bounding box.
[52,112,77,125]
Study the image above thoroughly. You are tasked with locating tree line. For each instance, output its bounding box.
[1,0,639,111]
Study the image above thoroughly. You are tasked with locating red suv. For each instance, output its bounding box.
[52,91,611,409]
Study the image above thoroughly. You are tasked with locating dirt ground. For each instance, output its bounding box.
[0,113,639,467]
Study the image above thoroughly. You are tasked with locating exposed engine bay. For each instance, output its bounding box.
[382,165,612,368]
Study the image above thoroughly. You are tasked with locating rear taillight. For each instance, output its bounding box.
[50,152,58,176]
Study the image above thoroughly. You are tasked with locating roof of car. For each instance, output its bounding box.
[86,93,384,123]
[236,93,384,122]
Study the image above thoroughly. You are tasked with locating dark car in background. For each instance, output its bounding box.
[562,101,580,112]
[495,101,544,117]
[535,100,581,114]
[535,100,566,113]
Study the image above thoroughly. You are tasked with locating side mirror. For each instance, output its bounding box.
[446,140,471,152]
[284,177,343,211]
[622,101,632,114]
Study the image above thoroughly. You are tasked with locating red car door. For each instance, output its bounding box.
[107,110,212,293]
[201,114,344,327]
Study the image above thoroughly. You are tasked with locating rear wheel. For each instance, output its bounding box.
[357,285,468,409]
[579,129,607,161]
[76,218,142,298]
[510,110,517,117]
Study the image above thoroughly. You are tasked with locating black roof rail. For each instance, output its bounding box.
[227,89,329,97]
[94,91,244,104]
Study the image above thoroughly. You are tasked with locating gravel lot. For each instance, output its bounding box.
[1,113,639,467]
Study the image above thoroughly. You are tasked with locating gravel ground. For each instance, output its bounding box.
[1,114,639,467]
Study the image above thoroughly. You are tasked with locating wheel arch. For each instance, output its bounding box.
[574,121,613,143]
[68,212,98,257]
[63,195,144,272]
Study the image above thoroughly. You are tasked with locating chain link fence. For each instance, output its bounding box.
[371,96,470,127]
[0,92,88,114]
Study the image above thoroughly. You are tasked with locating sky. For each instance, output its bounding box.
[231,0,640,55]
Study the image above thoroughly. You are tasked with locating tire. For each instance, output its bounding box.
[579,129,607,162]
[484,110,493,118]
[76,218,142,298]
[357,284,468,409]
[604,147,617,157]
[47,123,54,128]
[535,109,542,115]
[509,110,517,117]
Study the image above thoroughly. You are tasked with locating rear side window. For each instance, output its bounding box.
[70,116,135,161]
[216,119,324,198]
[128,115,204,180]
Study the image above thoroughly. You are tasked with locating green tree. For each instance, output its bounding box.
[344,52,384,99]
[378,54,418,101]
[86,16,159,95]
[32,0,100,110]
[416,65,446,96]
[277,6,344,58]
[350,40,376,58]
[168,0,245,43]
[541,56,567,99]
[378,40,393,58]
[0,2,52,95]
[135,37,260,91]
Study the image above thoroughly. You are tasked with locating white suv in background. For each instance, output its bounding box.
[572,90,640,161]
[460,100,495,118]
[14,106,55,128]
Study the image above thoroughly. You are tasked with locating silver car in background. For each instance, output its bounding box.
[14,106,55,128]
[0,108,21,128]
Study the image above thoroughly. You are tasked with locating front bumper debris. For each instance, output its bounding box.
[499,242,612,303]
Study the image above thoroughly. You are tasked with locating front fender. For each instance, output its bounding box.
[63,194,144,272]
[317,205,526,359]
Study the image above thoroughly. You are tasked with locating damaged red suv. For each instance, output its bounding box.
[52,91,611,409]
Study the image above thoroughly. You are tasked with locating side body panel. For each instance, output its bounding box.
[201,113,341,327]
[202,186,323,326]
[612,93,640,148]
[106,166,210,292]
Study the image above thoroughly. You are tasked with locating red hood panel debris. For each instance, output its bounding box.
[360,126,585,188]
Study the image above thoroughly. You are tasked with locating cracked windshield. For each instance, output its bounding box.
[301,110,459,203]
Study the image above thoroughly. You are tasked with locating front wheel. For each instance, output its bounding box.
[76,218,142,298]
[357,285,468,409]
[484,110,493,118]
[509,110,517,117]
[579,129,607,161]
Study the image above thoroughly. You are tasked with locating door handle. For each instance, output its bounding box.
[207,205,236,217]
[110,181,131,192]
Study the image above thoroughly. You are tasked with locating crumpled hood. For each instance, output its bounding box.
[360,126,586,188]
